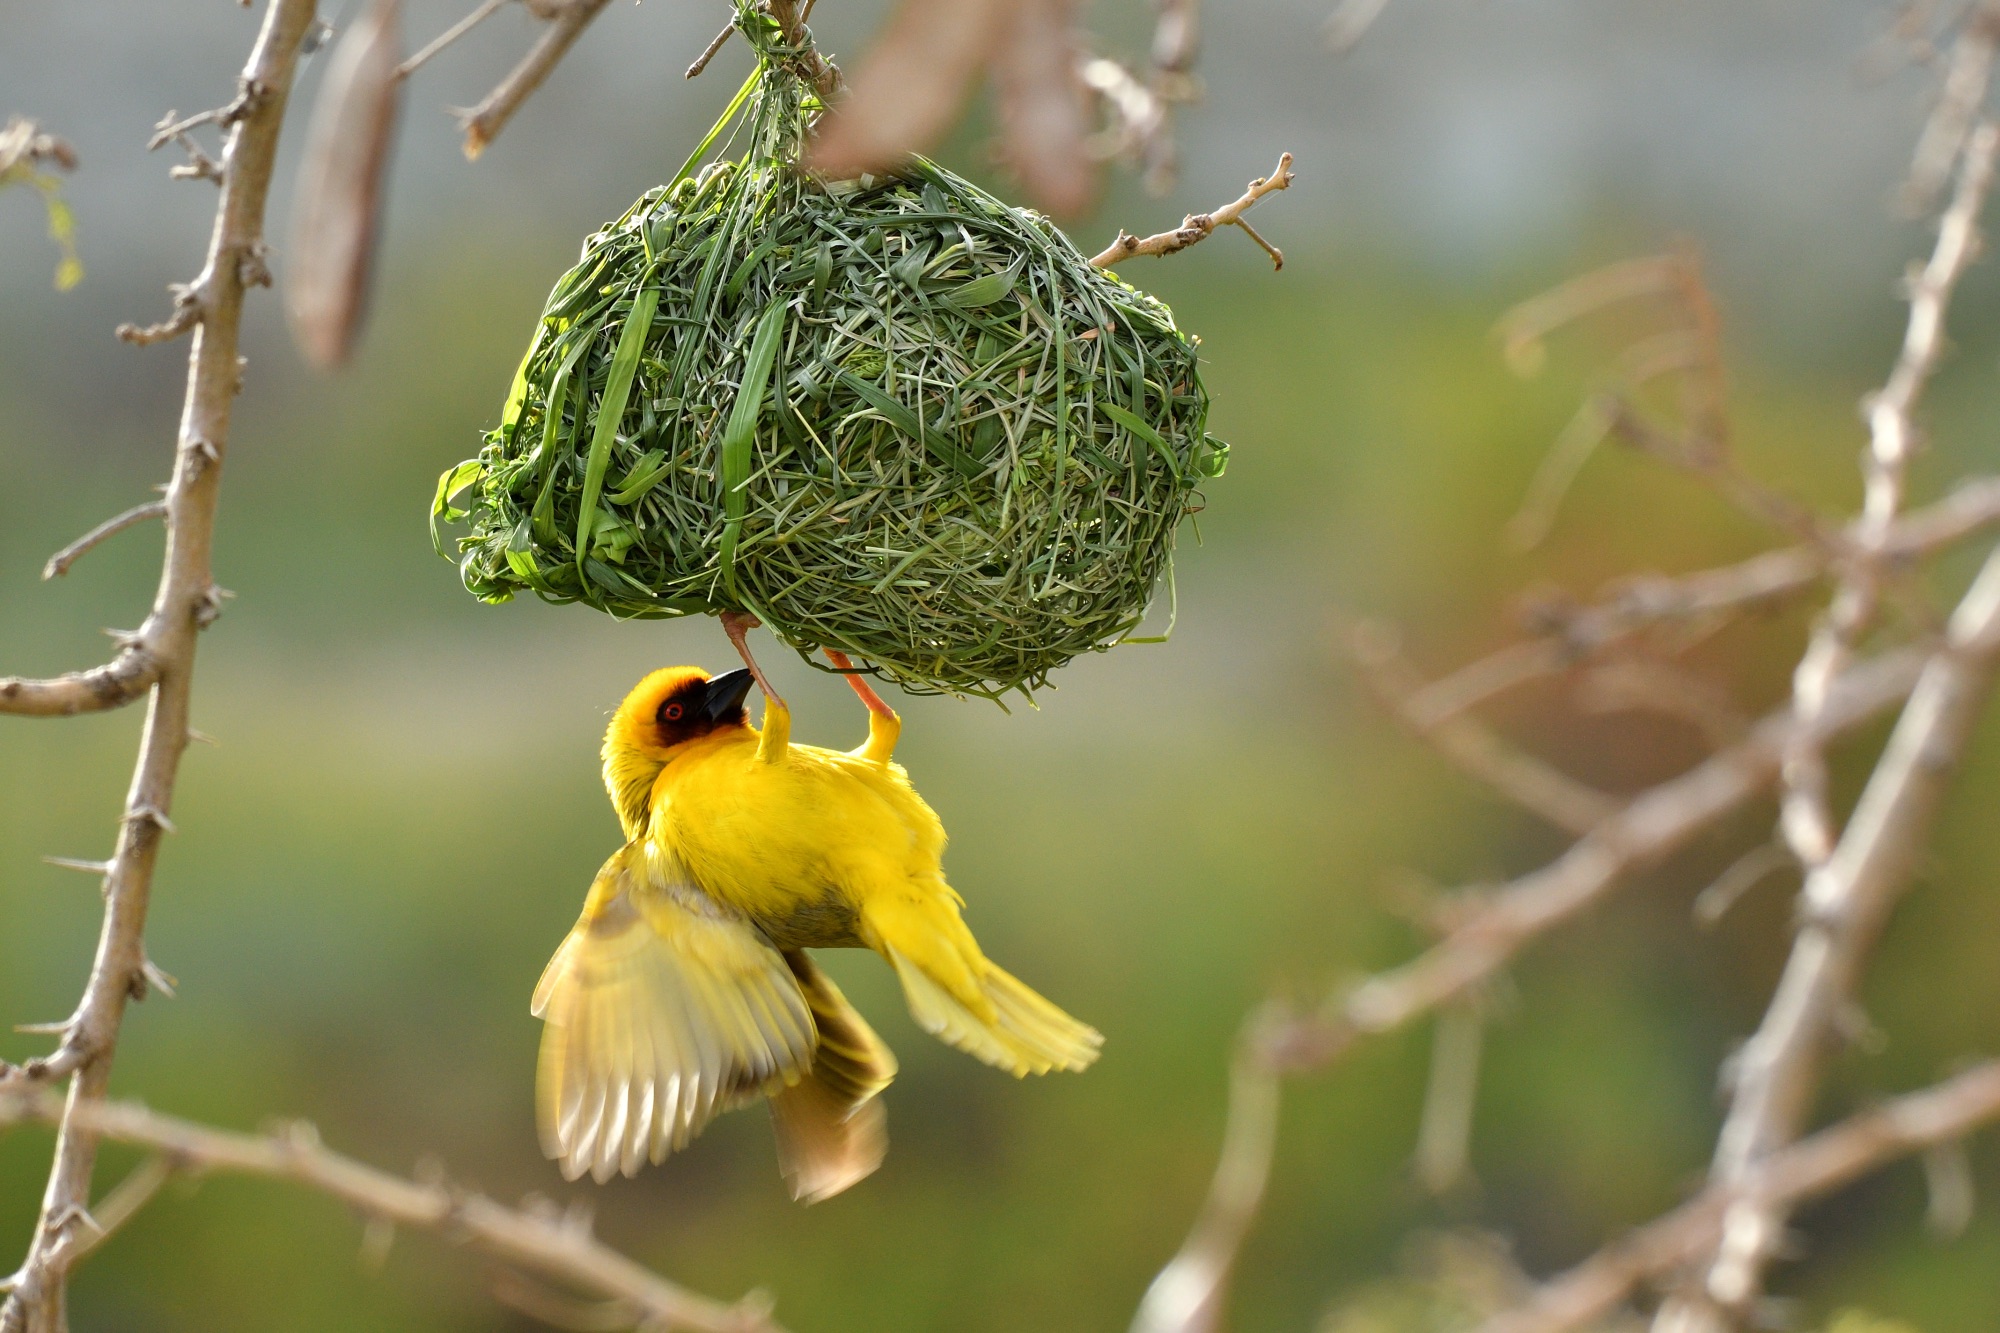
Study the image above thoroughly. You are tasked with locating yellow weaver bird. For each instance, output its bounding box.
[532,614,1101,1200]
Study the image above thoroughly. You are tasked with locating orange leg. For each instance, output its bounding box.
[720,610,786,710]
[823,648,895,718]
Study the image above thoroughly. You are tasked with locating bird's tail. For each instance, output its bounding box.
[866,892,1101,1076]
[769,951,897,1203]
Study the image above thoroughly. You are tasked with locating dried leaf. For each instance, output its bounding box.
[804,0,1002,180]
[286,0,403,370]
[992,0,1096,218]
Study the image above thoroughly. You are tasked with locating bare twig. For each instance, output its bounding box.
[685,14,738,79]
[0,5,318,1329]
[1345,619,1621,835]
[457,0,613,160]
[41,502,167,581]
[1778,119,1999,883]
[59,1157,172,1270]
[0,119,78,174]
[1132,651,1925,1330]
[113,285,202,347]
[1903,4,2000,209]
[1407,475,2000,726]
[0,1090,783,1333]
[397,0,508,80]
[1664,544,2000,1329]
[1130,1014,1283,1333]
[1271,648,1924,1073]
[1472,1059,2000,1333]
[0,651,161,719]
[1413,999,1487,1194]
[1090,152,1295,268]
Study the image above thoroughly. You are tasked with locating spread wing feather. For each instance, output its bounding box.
[533,844,817,1183]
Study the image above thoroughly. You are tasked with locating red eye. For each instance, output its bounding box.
[662,703,684,722]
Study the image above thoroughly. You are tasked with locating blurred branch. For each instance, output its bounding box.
[397,0,507,80]
[1090,152,1295,268]
[1405,474,2000,725]
[1472,1059,2000,1333]
[458,0,613,160]
[41,501,167,581]
[1270,647,1924,1072]
[1652,95,2000,1333]
[1132,650,1925,1331]
[1,117,84,289]
[1664,544,2000,1330]
[0,118,78,174]
[0,1090,783,1333]
[0,5,318,1330]
[1903,2,2000,209]
[1344,619,1621,835]
[1777,117,1999,884]
[1130,1016,1283,1333]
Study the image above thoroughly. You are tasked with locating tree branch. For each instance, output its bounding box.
[0,651,160,719]
[1090,152,1294,268]
[1776,117,2000,885]
[1344,619,1621,835]
[1406,475,2000,727]
[0,4,317,1328]
[1660,544,2000,1330]
[41,501,167,581]
[1473,1059,2000,1333]
[1130,650,1926,1330]
[0,1090,783,1333]
[457,0,614,160]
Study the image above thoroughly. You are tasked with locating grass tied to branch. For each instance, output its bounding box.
[433,3,1224,699]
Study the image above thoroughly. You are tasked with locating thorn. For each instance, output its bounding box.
[128,804,177,835]
[269,1120,323,1158]
[187,727,219,747]
[13,1020,71,1036]
[103,626,146,650]
[46,1204,102,1239]
[237,242,272,289]
[140,956,178,1000]
[195,585,233,628]
[42,856,111,876]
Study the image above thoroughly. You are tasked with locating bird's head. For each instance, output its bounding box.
[601,666,756,835]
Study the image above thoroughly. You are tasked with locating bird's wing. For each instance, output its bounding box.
[768,951,898,1203]
[532,844,817,1183]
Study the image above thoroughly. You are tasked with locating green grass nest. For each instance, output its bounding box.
[433,12,1226,700]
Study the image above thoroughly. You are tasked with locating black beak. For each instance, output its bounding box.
[703,668,755,722]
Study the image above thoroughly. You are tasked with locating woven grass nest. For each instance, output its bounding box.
[433,12,1226,700]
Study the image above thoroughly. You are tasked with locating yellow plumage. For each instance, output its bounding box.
[533,664,1101,1197]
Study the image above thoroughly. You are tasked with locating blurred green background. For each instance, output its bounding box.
[5,2,2000,1329]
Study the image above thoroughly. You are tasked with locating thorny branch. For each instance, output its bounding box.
[0,6,319,1330]
[1473,1059,2000,1333]
[0,1090,784,1333]
[1776,117,1999,884]
[1131,648,1927,1331]
[1090,152,1296,269]
[457,0,614,160]
[1654,73,2000,1333]
[1665,543,2000,1329]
